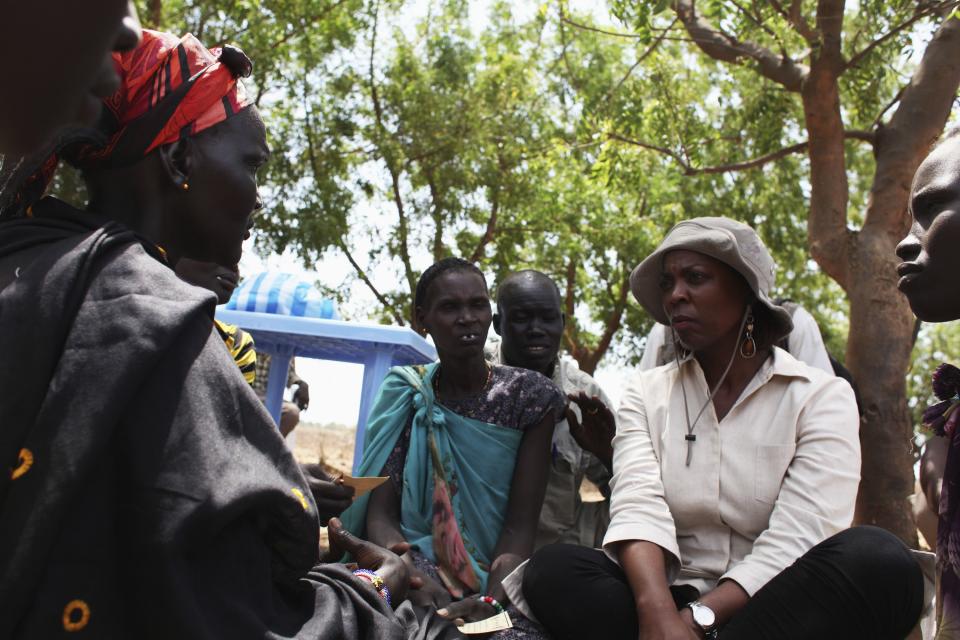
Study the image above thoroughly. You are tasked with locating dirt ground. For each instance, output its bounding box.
[291,421,356,476]
[290,422,354,552]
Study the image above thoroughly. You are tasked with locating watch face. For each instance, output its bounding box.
[691,603,716,628]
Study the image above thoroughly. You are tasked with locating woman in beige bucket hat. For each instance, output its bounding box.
[630,216,794,361]
[519,217,923,639]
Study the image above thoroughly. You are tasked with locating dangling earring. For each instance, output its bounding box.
[740,311,757,358]
[181,182,190,191]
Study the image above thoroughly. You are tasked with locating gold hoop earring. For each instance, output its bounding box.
[740,312,757,358]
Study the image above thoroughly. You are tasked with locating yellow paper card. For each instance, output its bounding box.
[341,475,389,498]
[457,611,513,634]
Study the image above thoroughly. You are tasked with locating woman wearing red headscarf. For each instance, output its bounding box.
[0,30,459,640]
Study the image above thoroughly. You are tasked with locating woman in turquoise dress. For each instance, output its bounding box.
[341,258,564,626]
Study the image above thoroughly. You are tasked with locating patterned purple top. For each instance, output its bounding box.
[921,363,960,633]
[939,432,960,633]
[381,364,566,493]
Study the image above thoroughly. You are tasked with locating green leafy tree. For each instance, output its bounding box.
[253,0,676,372]
[603,0,960,542]
[251,0,840,376]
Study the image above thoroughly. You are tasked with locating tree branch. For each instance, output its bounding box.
[769,0,817,42]
[844,1,959,73]
[871,84,907,131]
[608,130,874,175]
[814,0,845,64]
[864,15,960,234]
[560,13,651,39]
[728,0,788,55]
[296,65,404,325]
[673,0,808,92]
[338,239,406,326]
[194,4,215,40]
[601,18,675,111]
[802,0,850,286]
[367,0,417,298]
[469,186,499,263]
[606,132,689,168]
[789,0,817,39]
[267,0,354,50]
[426,174,445,262]
[561,259,580,357]
[587,263,630,374]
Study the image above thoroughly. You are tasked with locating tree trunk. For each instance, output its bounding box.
[845,231,917,544]
[845,15,960,543]
[846,230,917,547]
[798,1,915,541]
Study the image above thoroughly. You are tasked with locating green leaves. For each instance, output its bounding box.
[95,1,944,384]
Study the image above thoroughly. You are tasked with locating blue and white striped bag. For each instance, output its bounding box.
[225,271,338,319]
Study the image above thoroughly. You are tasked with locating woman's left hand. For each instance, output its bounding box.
[328,518,418,604]
[301,463,355,525]
[437,596,498,625]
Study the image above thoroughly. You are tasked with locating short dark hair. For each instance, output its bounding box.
[495,270,562,312]
[414,257,486,310]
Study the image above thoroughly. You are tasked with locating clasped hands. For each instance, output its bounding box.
[388,547,498,624]
[327,519,498,624]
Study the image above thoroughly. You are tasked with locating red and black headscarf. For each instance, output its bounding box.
[0,29,254,218]
[72,29,254,168]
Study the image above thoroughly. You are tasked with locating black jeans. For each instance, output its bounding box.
[523,526,924,640]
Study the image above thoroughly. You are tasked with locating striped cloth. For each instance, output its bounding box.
[214,320,256,385]
[225,272,337,318]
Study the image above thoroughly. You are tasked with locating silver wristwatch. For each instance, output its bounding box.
[685,601,718,639]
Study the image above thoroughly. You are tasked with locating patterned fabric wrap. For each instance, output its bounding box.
[339,363,523,596]
[939,432,960,638]
[70,29,253,168]
[929,364,960,637]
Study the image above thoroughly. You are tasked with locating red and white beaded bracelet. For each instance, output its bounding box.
[479,595,504,613]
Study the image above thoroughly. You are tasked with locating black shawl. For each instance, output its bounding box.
[0,198,459,639]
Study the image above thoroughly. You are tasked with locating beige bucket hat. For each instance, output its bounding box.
[629,217,794,342]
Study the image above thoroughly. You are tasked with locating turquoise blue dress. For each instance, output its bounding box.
[340,362,563,596]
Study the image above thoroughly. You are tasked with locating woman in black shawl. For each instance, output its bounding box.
[0,29,459,640]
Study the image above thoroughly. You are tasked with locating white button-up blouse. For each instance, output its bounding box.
[603,347,860,596]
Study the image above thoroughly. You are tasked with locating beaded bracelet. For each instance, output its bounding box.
[479,595,504,614]
[353,569,392,608]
